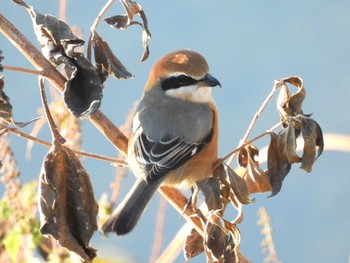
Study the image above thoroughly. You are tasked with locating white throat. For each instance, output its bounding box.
[165,85,212,103]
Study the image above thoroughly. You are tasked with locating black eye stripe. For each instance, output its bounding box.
[161,74,198,91]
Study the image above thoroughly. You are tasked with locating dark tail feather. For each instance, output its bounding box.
[101,178,161,236]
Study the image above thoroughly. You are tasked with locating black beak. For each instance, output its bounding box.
[201,74,221,88]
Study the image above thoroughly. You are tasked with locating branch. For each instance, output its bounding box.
[0,13,203,239]
[0,13,128,156]
[87,0,116,61]
[1,124,127,166]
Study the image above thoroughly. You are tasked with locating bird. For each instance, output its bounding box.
[101,49,221,236]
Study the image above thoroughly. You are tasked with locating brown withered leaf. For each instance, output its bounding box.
[205,222,238,262]
[16,2,84,66]
[221,219,241,262]
[63,54,103,119]
[295,115,324,172]
[105,0,151,61]
[278,118,301,163]
[0,76,12,124]
[213,163,231,203]
[38,77,98,261]
[184,228,204,261]
[314,120,324,158]
[226,164,253,205]
[0,49,3,72]
[238,144,259,168]
[267,132,292,196]
[196,178,221,211]
[91,31,133,83]
[276,76,306,126]
[243,161,271,194]
[38,140,98,262]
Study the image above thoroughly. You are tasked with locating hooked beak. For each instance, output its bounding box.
[200,74,221,88]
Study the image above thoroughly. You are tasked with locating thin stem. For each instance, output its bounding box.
[38,77,66,144]
[226,81,280,167]
[3,65,44,76]
[214,122,282,170]
[1,125,127,166]
[241,82,280,143]
[87,0,116,61]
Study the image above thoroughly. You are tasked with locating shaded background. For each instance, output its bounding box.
[1,0,350,262]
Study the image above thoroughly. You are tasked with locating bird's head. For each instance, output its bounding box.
[145,49,221,103]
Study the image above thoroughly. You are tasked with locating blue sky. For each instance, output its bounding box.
[1,0,350,262]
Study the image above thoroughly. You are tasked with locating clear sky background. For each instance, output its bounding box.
[1,0,350,262]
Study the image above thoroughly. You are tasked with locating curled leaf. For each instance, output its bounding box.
[63,55,103,119]
[267,132,292,196]
[22,5,84,65]
[91,31,133,83]
[276,76,306,126]
[105,0,151,61]
[0,77,12,124]
[196,178,221,211]
[278,118,301,163]
[39,141,98,262]
[295,115,324,172]
[184,228,204,261]
[204,220,239,262]
[238,144,259,168]
[226,165,253,205]
[0,49,3,72]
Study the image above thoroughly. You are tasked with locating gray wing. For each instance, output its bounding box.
[134,130,213,183]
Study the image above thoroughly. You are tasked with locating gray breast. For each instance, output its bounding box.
[136,88,213,142]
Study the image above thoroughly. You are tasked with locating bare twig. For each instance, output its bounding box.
[0,124,127,165]
[226,81,281,167]
[3,65,44,76]
[214,122,282,170]
[87,0,116,61]
[0,13,204,239]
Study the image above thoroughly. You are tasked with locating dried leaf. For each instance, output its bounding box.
[184,228,204,261]
[243,159,271,194]
[294,115,324,172]
[196,178,221,211]
[105,0,151,61]
[0,77,13,124]
[226,165,253,205]
[63,54,103,119]
[23,5,84,65]
[91,31,133,83]
[314,120,324,158]
[267,132,292,196]
[238,144,259,167]
[213,163,231,202]
[38,141,98,262]
[238,145,270,194]
[205,223,229,260]
[277,76,306,125]
[278,118,301,163]
[205,222,239,262]
[104,15,129,30]
[0,49,3,72]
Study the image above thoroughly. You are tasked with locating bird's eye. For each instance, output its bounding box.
[177,74,193,85]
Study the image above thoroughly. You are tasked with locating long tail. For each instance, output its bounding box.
[101,178,161,236]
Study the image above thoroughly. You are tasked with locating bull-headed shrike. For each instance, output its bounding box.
[102,49,221,235]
